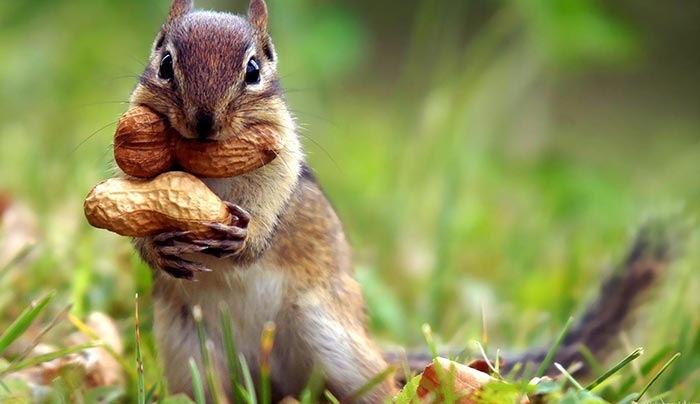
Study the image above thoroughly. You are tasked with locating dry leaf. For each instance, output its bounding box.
[68,312,124,388]
[8,312,124,390]
[417,357,495,404]
[0,193,39,271]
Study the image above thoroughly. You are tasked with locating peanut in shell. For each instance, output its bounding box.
[174,125,281,178]
[84,171,231,238]
[113,105,285,178]
[113,106,177,178]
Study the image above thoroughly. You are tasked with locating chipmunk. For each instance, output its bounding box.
[125,0,673,402]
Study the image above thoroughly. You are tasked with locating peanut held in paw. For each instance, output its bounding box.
[83,171,232,238]
[113,105,285,178]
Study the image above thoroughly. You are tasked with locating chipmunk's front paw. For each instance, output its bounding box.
[192,202,249,258]
[153,230,211,280]
[151,203,249,279]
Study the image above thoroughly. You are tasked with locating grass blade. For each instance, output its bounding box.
[0,290,55,355]
[11,303,72,366]
[346,365,397,403]
[535,316,573,378]
[0,341,102,375]
[145,384,159,404]
[238,354,257,404]
[298,368,325,404]
[554,362,584,390]
[635,353,681,401]
[135,293,146,404]
[193,305,227,404]
[421,323,456,404]
[585,347,643,391]
[392,374,422,404]
[476,342,502,378]
[0,244,34,281]
[189,357,206,404]
[221,305,245,404]
[577,344,604,377]
[617,346,672,393]
[259,322,275,404]
[323,390,340,404]
[480,302,488,349]
[421,323,438,359]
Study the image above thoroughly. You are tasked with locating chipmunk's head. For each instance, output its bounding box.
[132,0,290,142]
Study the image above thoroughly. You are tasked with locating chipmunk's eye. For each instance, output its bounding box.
[245,58,260,85]
[159,52,174,80]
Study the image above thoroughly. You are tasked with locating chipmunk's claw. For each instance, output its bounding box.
[224,201,251,227]
[191,221,247,258]
[160,257,211,280]
[153,230,212,280]
[151,203,249,278]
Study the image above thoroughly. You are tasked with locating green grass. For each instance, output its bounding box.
[1,0,699,402]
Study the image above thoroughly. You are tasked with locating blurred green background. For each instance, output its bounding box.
[1,0,698,400]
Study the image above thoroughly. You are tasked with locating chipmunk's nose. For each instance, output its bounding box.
[195,111,215,139]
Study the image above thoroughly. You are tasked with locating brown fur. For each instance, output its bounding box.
[128,0,674,402]
[131,0,395,402]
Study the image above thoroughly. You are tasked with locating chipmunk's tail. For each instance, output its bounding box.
[502,218,676,378]
[386,218,679,381]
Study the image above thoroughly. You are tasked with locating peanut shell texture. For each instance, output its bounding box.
[113,105,285,178]
[84,171,231,238]
[113,106,177,178]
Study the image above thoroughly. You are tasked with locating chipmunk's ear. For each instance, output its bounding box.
[248,0,268,33]
[168,0,192,23]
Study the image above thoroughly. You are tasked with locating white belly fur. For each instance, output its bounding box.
[153,257,311,397]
